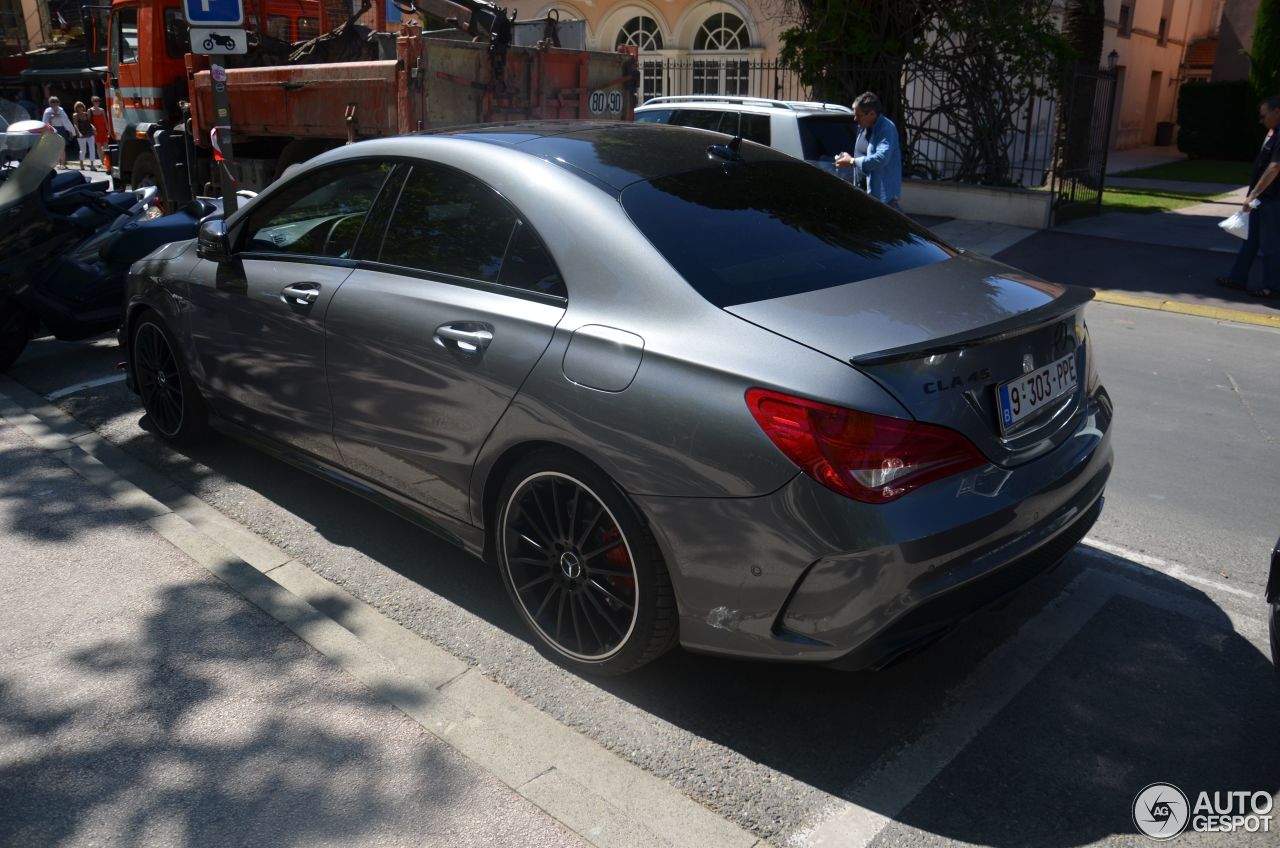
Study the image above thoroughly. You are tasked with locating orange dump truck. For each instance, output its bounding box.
[106,0,637,207]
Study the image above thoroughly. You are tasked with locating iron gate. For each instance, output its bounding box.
[1051,68,1119,223]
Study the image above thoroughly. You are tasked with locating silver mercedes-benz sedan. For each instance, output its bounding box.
[122,122,1113,675]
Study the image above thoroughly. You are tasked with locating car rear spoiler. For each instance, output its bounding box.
[849,285,1096,366]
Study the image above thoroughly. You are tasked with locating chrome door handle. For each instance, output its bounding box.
[435,323,493,353]
[281,283,320,305]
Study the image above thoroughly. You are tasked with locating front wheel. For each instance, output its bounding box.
[0,298,34,372]
[203,38,215,50]
[132,315,208,446]
[495,451,678,675]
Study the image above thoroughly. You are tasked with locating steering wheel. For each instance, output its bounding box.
[322,213,365,258]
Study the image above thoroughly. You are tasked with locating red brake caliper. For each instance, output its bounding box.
[600,527,635,593]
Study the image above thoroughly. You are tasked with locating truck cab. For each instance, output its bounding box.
[106,0,322,194]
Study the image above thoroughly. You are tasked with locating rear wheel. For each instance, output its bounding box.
[132,315,208,445]
[129,152,165,212]
[494,450,678,675]
[0,298,33,372]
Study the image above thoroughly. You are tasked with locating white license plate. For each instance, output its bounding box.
[996,351,1078,432]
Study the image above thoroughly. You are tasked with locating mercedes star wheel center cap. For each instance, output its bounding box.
[560,551,583,581]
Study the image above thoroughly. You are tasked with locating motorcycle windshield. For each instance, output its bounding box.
[0,127,63,210]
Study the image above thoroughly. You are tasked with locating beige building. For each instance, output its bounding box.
[1100,0,1230,149]
[516,0,793,100]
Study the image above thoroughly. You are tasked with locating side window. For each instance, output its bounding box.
[499,220,566,298]
[634,109,673,124]
[377,163,516,283]
[741,113,771,146]
[670,109,725,133]
[297,16,319,40]
[114,7,138,65]
[163,9,188,59]
[266,15,291,41]
[240,160,393,259]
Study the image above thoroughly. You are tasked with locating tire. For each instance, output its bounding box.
[203,38,215,51]
[131,315,208,446]
[0,298,33,372]
[129,152,165,211]
[494,450,678,675]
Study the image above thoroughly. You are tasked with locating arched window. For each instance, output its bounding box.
[615,14,666,102]
[693,12,747,51]
[691,12,750,96]
[615,15,664,51]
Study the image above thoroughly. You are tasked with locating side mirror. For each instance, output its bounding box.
[196,218,230,262]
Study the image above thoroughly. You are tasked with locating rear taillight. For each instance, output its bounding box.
[745,388,987,504]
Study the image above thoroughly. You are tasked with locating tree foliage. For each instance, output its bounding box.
[909,1,1072,183]
[777,0,930,112]
[1059,0,1106,177]
[1252,0,1280,98]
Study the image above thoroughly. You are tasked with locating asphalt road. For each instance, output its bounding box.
[3,300,1278,847]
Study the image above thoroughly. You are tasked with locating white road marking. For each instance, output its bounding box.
[1081,537,1258,600]
[44,373,127,400]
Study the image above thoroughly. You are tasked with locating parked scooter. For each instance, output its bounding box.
[0,127,213,371]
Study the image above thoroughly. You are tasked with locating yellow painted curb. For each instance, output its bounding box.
[1093,289,1280,328]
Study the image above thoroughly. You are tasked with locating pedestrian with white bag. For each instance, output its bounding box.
[1216,95,1280,299]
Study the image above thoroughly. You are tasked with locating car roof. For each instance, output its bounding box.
[635,96,854,115]
[427,121,796,192]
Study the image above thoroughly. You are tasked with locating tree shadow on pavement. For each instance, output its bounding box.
[0,578,477,847]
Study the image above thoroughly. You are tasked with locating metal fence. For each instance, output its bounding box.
[1051,69,1119,221]
[640,57,1117,221]
[637,58,812,105]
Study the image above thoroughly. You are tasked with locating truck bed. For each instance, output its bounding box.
[188,34,635,146]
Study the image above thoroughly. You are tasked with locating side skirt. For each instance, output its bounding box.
[208,415,489,559]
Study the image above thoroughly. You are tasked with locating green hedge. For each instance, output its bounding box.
[1176,80,1266,160]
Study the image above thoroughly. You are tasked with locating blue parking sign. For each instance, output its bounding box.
[184,0,243,27]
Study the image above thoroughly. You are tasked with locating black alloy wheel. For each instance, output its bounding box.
[496,454,677,675]
[132,316,206,445]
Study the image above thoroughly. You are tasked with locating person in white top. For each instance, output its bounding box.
[40,96,74,169]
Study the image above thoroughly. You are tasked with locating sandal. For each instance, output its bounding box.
[1215,277,1246,291]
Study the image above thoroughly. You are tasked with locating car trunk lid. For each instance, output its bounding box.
[726,254,1094,466]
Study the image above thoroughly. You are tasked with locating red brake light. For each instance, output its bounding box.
[745,388,987,504]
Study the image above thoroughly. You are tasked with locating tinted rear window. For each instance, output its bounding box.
[798,114,860,160]
[621,161,951,308]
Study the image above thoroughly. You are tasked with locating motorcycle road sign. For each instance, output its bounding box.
[191,27,248,55]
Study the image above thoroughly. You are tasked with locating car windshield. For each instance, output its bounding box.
[620,160,952,308]
[797,114,861,161]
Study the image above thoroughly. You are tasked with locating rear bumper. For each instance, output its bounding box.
[636,386,1113,666]
[822,489,1103,670]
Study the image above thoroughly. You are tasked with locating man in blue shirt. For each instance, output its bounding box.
[835,92,903,207]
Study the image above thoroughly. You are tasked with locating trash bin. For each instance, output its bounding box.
[1155,121,1175,146]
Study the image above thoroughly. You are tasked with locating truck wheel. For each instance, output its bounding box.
[0,298,33,372]
[130,152,166,211]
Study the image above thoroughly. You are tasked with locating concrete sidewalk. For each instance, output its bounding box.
[0,413,587,847]
[0,381,762,848]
